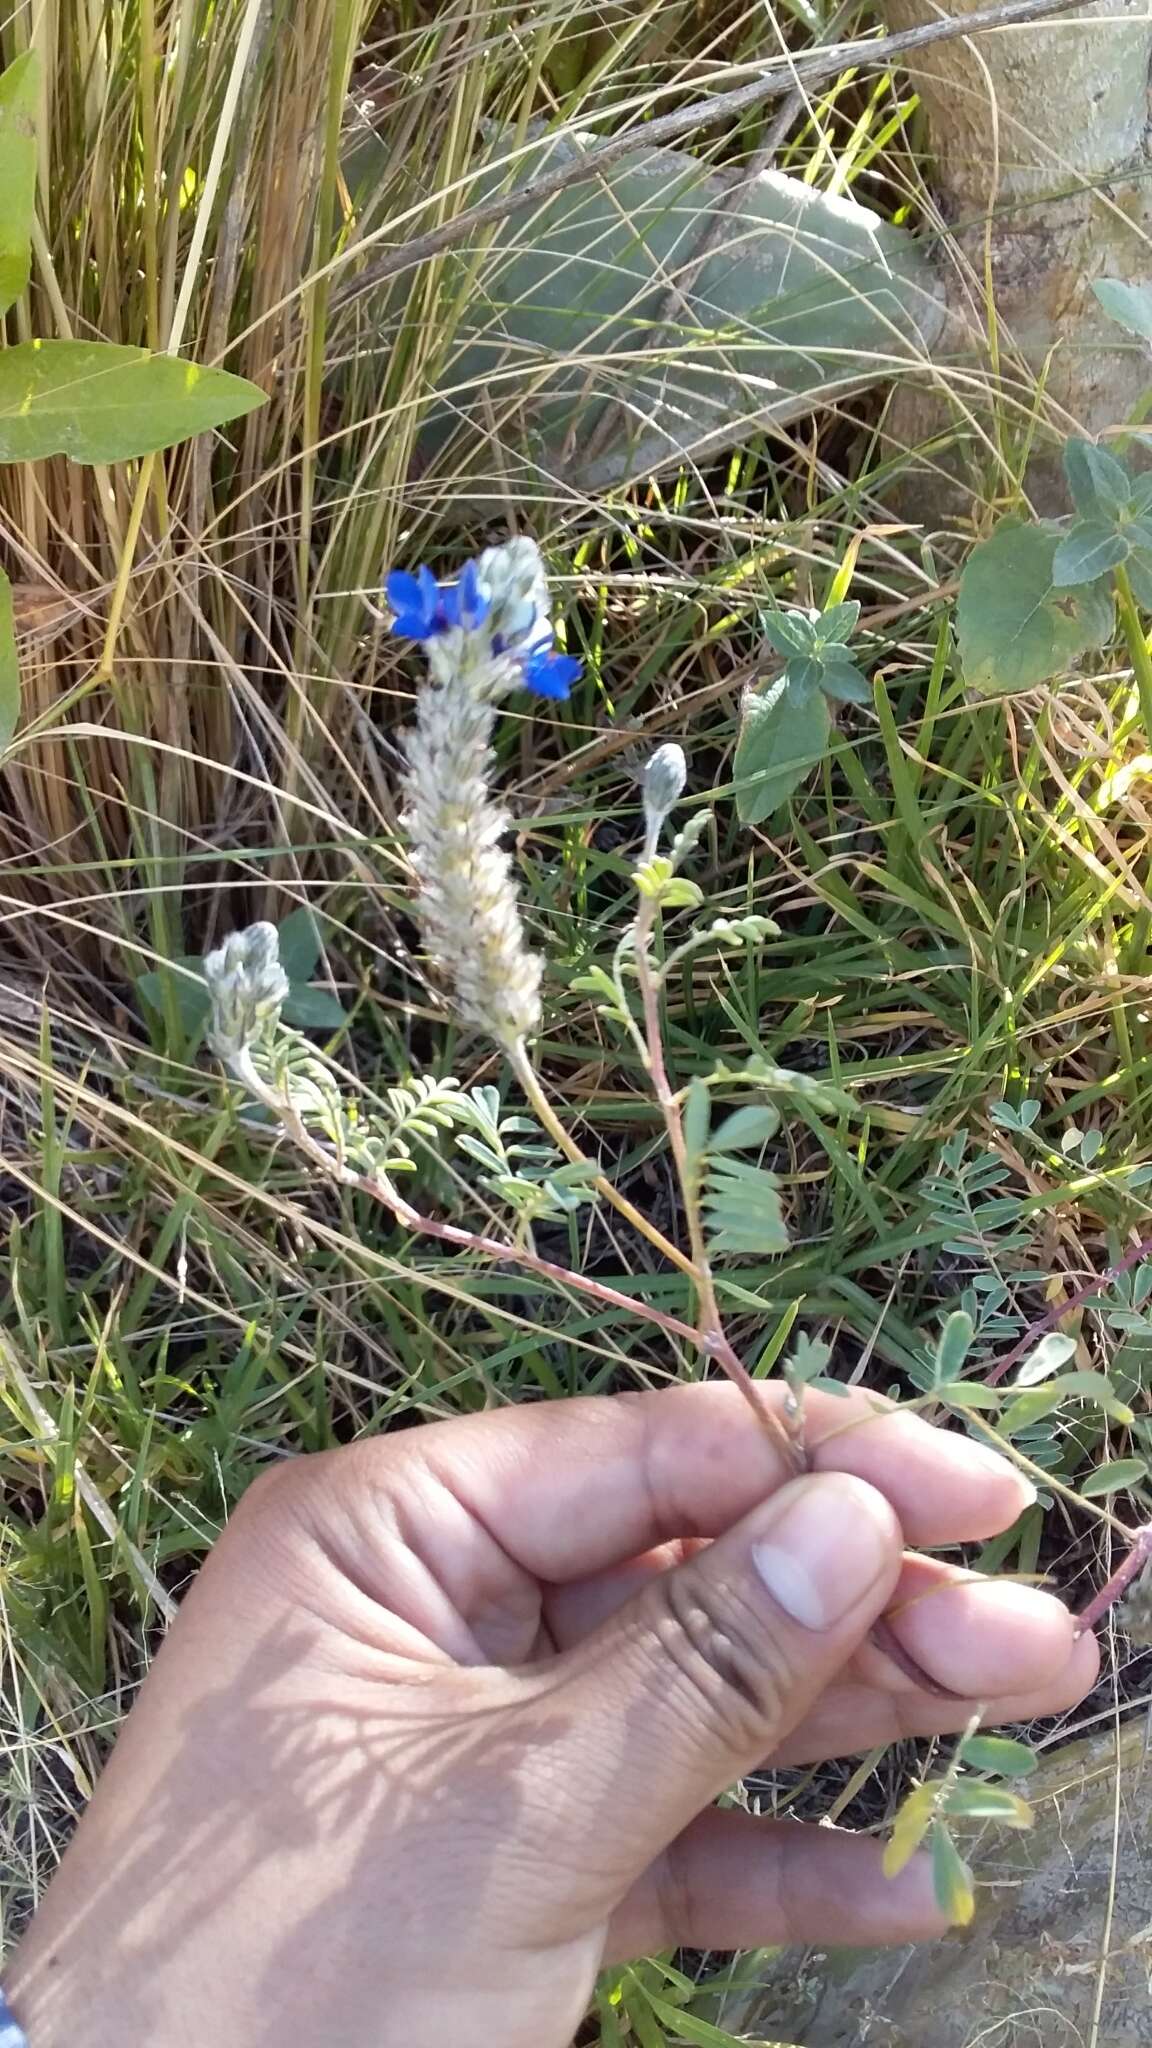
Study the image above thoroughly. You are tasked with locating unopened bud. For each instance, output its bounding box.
[641,743,687,855]
[204,922,289,1057]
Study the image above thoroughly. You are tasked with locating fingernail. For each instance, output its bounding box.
[752,1473,895,1632]
[962,1439,1038,1504]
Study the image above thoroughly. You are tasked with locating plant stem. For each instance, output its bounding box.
[1075,1521,1152,1637]
[507,1037,700,1282]
[1114,564,1152,743]
[630,898,804,1470]
[985,1230,1152,1385]
[230,1052,715,1362]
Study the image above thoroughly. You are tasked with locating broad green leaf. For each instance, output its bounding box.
[0,53,38,318]
[813,598,860,645]
[136,957,211,1033]
[883,1784,937,1878]
[709,1104,781,1153]
[734,672,831,824]
[1015,1331,1078,1386]
[0,341,266,463]
[1093,276,1152,343]
[1062,436,1132,520]
[933,1309,974,1386]
[1129,472,1152,515]
[957,520,1114,696]
[958,1734,1038,1777]
[1079,1456,1149,1498]
[786,656,824,697]
[819,658,871,705]
[931,1824,976,1927]
[280,985,348,1031]
[944,1782,1033,1828]
[1052,519,1129,587]
[762,610,814,658]
[0,566,18,752]
[400,129,944,493]
[276,907,324,983]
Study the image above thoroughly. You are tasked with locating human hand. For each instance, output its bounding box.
[9,1386,1097,2048]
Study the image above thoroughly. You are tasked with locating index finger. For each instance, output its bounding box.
[396,1383,1034,1583]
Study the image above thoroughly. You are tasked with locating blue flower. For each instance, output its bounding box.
[386,560,491,641]
[520,646,581,700]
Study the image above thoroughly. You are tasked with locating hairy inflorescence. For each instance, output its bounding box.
[389,537,580,1051]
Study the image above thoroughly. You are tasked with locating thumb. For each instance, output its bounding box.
[547,1472,903,1874]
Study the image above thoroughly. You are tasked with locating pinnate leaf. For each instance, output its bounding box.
[701,1156,788,1255]
[0,341,266,463]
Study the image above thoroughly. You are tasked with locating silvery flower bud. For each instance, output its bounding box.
[641,742,687,855]
[477,536,551,651]
[204,922,290,1057]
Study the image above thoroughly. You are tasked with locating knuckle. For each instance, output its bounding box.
[651,1567,791,1751]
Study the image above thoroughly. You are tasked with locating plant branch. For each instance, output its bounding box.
[506,1037,700,1281]
[630,899,804,1470]
[1075,1521,1152,1637]
[331,0,1088,313]
[229,1050,713,1359]
[985,1230,1152,1385]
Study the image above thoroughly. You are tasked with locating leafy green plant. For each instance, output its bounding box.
[136,908,347,1042]
[734,599,870,823]
[0,50,265,747]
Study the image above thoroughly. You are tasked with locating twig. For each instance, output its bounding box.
[331,0,1088,313]
[985,1232,1152,1386]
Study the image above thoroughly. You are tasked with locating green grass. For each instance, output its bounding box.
[2,1,1152,2042]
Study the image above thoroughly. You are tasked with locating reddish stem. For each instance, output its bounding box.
[986,1232,1152,1386]
[1074,1520,1152,1637]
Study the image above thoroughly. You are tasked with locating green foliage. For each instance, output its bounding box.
[0,341,265,464]
[700,1155,789,1255]
[1093,276,1152,342]
[1078,1456,1149,1498]
[957,1734,1038,1777]
[734,600,869,823]
[0,53,37,318]
[956,519,1114,695]
[136,910,349,1040]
